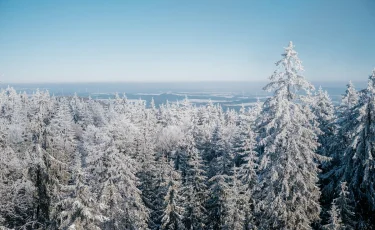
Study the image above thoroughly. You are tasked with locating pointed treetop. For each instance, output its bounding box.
[341,80,358,109]
[317,86,332,100]
[279,41,303,72]
[239,103,245,114]
[150,97,156,109]
[367,68,375,92]
[114,92,120,100]
[264,41,313,101]
[368,69,375,89]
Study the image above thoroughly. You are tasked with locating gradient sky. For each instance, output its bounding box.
[0,0,374,83]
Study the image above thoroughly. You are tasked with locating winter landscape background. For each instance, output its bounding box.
[1,0,375,229]
[2,81,367,110]
[1,47,375,229]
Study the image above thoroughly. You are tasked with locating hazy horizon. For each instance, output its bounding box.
[0,80,366,112]
[0,79,369,84]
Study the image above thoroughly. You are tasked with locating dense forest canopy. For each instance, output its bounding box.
[1,42,375,230]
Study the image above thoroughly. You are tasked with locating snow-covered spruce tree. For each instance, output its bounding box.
[0,89,36,229]
[237,128,258,229]
[206,173,233,230]
[225,108,237,128]
[0,136,35,228]
[249,99,262,123]
[334,182,356,229]
[83,125,149,229]
[232,102,258,229]
[341,81,359,111]
[98,144,149,230]
[333,69,375,227]
[107,112,140,158]
[181,127,208,230]
[234,100,261,168]
[176,96,194,128]
[88,99,108,127]
[0,86,22,123]
[173,144,189,181]
[160,168,184,230]
[134,110,160,229]
[206,122,235,230]
[207,122,233,178]
[320,81,359,205]
[311,87,337,225]
[70,93,84,124]
[172,98,197,180]
[324,182,356,230]
[331,81,359,162]
[78,99,94,128]
[256,42,322,229]
[148,158,170,230]
[1,87,28,150]
[17,89,56,228]
[47,99,76,174]
[195,100,219,163]
[312,86,336,156]
[324,203,343,230]
[233,105,251,167]
[226,167,247,230]
[54,152,106,230]
[46,98,79,229]
[154,114,190,230]
[111,93,129,115]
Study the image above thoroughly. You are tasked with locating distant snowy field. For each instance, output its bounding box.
[2,81,367,110]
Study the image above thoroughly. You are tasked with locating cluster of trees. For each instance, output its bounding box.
[0,42,374,230]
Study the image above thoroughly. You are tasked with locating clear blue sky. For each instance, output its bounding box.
[0,0,374,83]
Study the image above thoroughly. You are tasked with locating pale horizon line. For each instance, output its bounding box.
[0,80,366,84]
